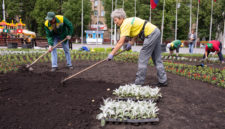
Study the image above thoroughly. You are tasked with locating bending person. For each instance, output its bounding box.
[107,8,167,86]
[167,40,182,57]
[44,12,74,72]
[203,40,224,64]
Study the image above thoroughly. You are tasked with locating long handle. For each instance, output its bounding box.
[27,38,67,68]
[61,49,126,83]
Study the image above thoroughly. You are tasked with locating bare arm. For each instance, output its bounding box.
[110,36,126,55]
[205,51,208,58]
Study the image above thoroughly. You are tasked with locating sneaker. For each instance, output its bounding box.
[68,66,73,70]
[50,67,58,72]
[152,81,168,87]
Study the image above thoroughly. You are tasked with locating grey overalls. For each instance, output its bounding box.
[134,20,167,85]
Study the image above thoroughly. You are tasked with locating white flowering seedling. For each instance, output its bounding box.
[96,98,159,121]
[113,84,162,100]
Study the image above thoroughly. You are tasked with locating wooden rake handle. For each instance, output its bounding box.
[61,49,126,83]
[27,38,67,68]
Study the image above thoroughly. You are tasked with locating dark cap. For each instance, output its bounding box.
[45,12,55,21]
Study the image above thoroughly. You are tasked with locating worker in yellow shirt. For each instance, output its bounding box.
[107,8,167,87]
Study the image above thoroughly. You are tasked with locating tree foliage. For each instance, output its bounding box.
[31,0,60,36]
[62,0,92,36]
[1,0,224,40]
[103,0,225,41]
[1,0,91,37]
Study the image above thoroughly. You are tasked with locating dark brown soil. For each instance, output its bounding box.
[1,60,225,129]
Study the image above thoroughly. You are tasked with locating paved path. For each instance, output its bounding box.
[1,44,225,55]
[72,44,225,54]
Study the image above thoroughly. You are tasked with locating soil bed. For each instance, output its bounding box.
[0,60,225,129]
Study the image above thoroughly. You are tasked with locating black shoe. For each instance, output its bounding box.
[152,81,168,87]
[68,66,73,70]
[50,67,58,72]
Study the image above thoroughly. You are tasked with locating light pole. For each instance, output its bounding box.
[2,0,5,21]
[161,0,165,44]
[135,0,136,17]
[209,0,213,41]
[81,0,83,44]
[223,11,225,48]
[96,0,99,45]
[195,0,199,48]
[111,0,113,45]
[114,0,117,45]
[175,0,178,40]
[122,0,124,9]
[149,2,151,22]
[189,0,192,33]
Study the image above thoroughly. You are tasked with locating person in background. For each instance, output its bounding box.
[188,29,196,54]
[44,12,74,72]
[202,40,224,64]
[167,40,183,58]
[107,8,167,87]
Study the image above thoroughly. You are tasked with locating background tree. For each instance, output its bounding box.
[1,0,224,40]
[62,0,92,37]
[31,0,60,36]
[103,0,225,41]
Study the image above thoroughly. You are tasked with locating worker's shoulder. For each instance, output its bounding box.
[44,20,49,26]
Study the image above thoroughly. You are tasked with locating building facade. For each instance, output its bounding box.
[89,0,110,43]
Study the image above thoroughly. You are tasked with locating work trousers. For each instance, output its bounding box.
[51,37,72,68]
[135,28,167,85]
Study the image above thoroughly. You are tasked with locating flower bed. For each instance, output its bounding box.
[164,62,225,87]
[1,49,224,87]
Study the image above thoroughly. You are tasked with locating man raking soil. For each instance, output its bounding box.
[23,38,67,71]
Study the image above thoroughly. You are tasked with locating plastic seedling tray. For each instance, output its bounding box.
[101,118,159,126]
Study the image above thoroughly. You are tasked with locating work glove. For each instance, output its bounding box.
[196,63,204,67]
[123,43,132,51]
[66,35,71,40]
[48,46,53,52]
[107,54,114,61]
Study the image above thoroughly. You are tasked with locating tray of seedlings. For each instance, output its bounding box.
[113,84,162,102]
[96,98,159,126]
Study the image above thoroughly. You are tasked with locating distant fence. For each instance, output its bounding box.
[0,38,23,47]
[0,37,78,49]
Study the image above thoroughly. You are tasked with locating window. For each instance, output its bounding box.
[96,21,103,25]
[88,34,93,38]
[94,0,98,7]
[101,11,105,16]
[94,10,98,16]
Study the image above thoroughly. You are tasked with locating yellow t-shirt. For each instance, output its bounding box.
[120,17,157,38]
